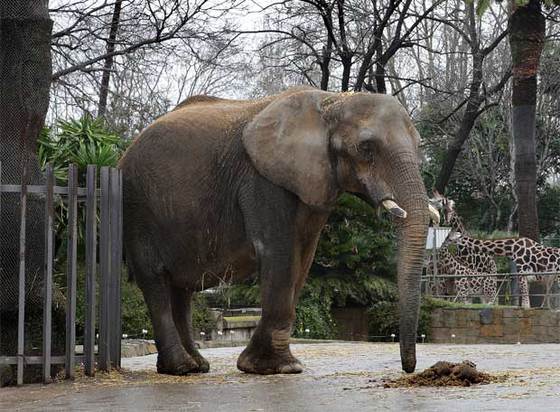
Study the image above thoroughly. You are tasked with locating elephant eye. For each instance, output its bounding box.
[358,140,376,159]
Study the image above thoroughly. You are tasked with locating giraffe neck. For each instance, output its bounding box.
[449,213,467,234]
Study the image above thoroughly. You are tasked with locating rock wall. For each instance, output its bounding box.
[430,307,560,344]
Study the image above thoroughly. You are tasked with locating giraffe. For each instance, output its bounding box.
[425,233,498,304]
[451,234,560,308]
[431,192,498,275]
[436,193,560,308]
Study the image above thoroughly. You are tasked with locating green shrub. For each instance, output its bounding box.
[292,279,337,339]
[121,277,153,338]
[192,293,217,335]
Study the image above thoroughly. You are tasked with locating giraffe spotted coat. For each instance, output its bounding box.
[452,236,560,308]
[425,241,497,304]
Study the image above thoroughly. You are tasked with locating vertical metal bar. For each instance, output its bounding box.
[84,165,97,376]
[17,162,29,386]
[42,164,54,383]
[432,228,438,296]
[65,164,78,379]
[98,167,111,371]
[510,259,519,307]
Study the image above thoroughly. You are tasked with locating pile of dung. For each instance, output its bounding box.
[382,360,506,387]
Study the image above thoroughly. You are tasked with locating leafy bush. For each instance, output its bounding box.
[192,293,217,335]
[121,277,153,338]
[293,278,337,339]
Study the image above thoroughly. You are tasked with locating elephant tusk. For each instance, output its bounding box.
[382,199,407,219]
[428,204,440,226]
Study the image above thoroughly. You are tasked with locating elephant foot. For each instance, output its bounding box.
[156,344,200,375]
[237,346,303,375]
[189,351,210,373]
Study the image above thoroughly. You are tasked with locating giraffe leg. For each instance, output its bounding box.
[519,276,530,309]
[455,278,468,303]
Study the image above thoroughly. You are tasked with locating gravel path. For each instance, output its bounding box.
[2,342,560,411]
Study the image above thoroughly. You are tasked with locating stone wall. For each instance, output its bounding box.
[430,307,560,344]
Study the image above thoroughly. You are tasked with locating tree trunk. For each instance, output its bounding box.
[508,0,545,241]
[435,54,484,193]
[340,55,352,92]
[0,0,54,384]
[319,38,332,91]
[97,0,123,119]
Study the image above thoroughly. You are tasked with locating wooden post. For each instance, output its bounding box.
[84,165,97,376]
[98,167,111,371]
[17,161,29,386]
[0,162,2,364]
[42,164,54,383]
[108,168,123,367]
[65,164,78,379]
[117,170,123,365]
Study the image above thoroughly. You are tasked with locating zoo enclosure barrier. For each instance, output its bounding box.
[0,163,123,385]
[421,271,560,308]
[423,226,560,307]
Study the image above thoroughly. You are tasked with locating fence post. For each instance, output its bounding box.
[109,168,122,368]
[432,228,438,296]
[42,164,54,383]
[65,164,78,379]
[509,259,519,307]
[0,162,2,367]
[99,167,111,371]
[16,161,29,386]
[84,165,97,376]
[116,169,123,367]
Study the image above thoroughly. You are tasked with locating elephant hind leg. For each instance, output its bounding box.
[170,287,210,373]
[127,242,199,375]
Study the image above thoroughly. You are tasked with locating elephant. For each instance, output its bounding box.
[120,86,439,376]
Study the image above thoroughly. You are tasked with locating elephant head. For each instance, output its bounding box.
[243,89,438,373]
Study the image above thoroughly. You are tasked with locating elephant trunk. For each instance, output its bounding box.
[390,153,429,373]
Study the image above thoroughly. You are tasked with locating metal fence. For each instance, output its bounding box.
[422,271,560,307]
[0,163,123,385]
[423,227,560,307]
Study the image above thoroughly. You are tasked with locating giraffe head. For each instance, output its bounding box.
[430,190,456,226]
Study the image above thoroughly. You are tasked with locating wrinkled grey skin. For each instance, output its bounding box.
[120,87,429,375]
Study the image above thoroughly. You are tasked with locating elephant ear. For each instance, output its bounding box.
[242,91,336,208]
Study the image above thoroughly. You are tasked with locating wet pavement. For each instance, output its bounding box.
[2,342,560,411]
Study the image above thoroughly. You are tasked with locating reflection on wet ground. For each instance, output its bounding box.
[3,343,560,411]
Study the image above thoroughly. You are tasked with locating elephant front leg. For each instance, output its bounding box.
[237,252,303,375]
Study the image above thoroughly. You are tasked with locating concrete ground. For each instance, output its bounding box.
[2,342,560,411]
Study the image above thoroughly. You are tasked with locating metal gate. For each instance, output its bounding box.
[0,163,123,385]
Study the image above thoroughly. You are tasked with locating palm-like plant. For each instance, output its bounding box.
[38,115,125,183]
[38,115,128,259]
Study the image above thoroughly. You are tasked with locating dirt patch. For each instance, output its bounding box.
[381,360,508,387]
